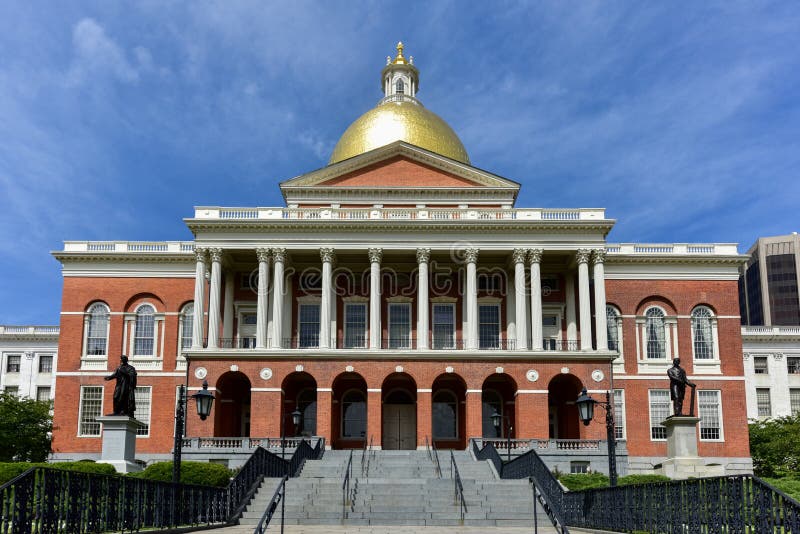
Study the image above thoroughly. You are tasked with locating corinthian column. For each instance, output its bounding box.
[529,249,543,351]
[417,248,430,350]
[593,249,608,351]
[512,248,528,350]
[271,248,286,349]
[320,248,335,349]
[255,248,271,349]
[465,248,479,350]
[576,249,592,351]
[207,248,223,349]
[191,248,207,349]
[368,248,382,349]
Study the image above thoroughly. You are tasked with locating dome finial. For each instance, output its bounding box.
[392,41,406,64]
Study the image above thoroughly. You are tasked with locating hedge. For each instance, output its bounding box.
[0,461,117,485]
[130,461,232,487]
[557,472,671,491]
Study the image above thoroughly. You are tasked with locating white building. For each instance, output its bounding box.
[0,325,59,402]
[742,325,800,419]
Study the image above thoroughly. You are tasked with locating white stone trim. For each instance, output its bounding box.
[615,375,745,381]
[251,388,283,392]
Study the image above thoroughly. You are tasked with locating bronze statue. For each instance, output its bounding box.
[105,355,137,416]
[667,358,695,416]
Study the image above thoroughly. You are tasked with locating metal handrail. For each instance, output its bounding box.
[432,437,442,478]
[449,450,468,522]
[252,474,287,534]
[342,449,354,519]
[361,435,372,476]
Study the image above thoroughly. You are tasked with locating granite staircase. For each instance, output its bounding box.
[239,448,556,529]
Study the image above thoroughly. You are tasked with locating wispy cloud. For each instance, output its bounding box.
[66,18,140,86]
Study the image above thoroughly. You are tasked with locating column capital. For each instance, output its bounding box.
[575,248,591,264]
[527,248,543,264]
[208,247,223,263]
[320,247,336,263]
[272,247,287,263]
[194,248,208,263]
[592,249,606,265]
[464,247,479,264]
[368,247,383,263]
[512,248,527,264]
[255,248,271,262]
[416,248,431,263]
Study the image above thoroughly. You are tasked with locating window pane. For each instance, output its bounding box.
[646,308,666,359]
[388,304,411,348]
[649,390,670,440]
[87,304,109,355]
[790,389,800,416]
[757,388,772,417]
[79,386,103,436]
[135,386,151,436]
[38,355,53,373]
[433,392,457,439]
[613,389,625,440]
[344,304,367,348]
[6,355,20,373]
[342,392,366,438]
[788,358,800,374]
[692,308,714,360]
[432,304,454,349]
[479,305,500,349]
[753,357,769,374]
[299,304,320,348]
[607,307,619,351]
[4,386,19,397]
[698,390,721,440]
[298,389,317,436]
[180,304,194,350]
[134,306,155,355]
[36,387,51,402]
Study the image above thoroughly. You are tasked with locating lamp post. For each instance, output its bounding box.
[575,387,617,487]
[490,410,513,462]
[173,380,215,484]
[281,408,303,461]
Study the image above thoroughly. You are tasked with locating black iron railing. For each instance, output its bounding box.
[252,475,287,534]
[381,337,417,349]
[449,450,468,522]
[342,450,355,520]
[471,437,503,477]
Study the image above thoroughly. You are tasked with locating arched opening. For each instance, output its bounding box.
[547,374,584,440]
[332,372,368,449]
[381,373,417,450]
[482,373,517,438]
[214,372,251,437]
[431,373,467,449]
[281,372,317,437]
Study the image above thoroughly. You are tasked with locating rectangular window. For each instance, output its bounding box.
[432,304,455,349]
[570,461,590,474]
[38,355,53,373]
[756,388,772,417]
[698,390,722,440]
[343,303,367,348]
[134,316,155,356]
[790,389,800,416]
[4,386,19,397]
[6,355,21,373]
[788,357,800,374]
[37,387,51,402]
[135,386,152,436]
[79,386,103,437]
[479,304,500,349]
[753,356,769,374]
[613,389,626,440]
[388,303,411,349]
[298,303,320,348]
[649,390,671,440]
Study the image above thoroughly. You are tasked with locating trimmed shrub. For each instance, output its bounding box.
[556,472,671,491]
[0,461,116,485]
[133,461,232,487]
[618,474,671,486]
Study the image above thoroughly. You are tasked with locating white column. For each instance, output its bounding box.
[368,248,382,349]
[223,271,234,341]
[271,248,286,349]
[529,249,543,351]
[417,248,430,350]
[255,248,271,349]
[206,248,223,349]
[576,249,593,351]
[465,248,479,349]
[320,248,335,349]
[593,250,608,351]
[191,248,207,349]
[513,248,528,350]
[565,273,577,343]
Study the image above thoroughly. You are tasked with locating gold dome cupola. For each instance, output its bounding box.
[328,43,470,165]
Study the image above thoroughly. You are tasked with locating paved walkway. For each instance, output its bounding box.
[202,526,541,533]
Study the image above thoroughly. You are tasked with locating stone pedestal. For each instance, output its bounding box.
[96,415,144,473]
[656,416,724,479]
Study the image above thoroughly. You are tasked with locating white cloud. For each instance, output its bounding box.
[66,18,138,86]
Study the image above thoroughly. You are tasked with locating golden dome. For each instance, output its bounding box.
[328,98,470,165]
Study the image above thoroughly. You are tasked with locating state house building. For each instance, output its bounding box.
[51,45,752,474]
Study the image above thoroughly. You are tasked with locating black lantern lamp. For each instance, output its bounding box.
[490,409,513,462]
[574,387,618,487]
[192,380,214,420]
[173,380,216,485]
[291,408,302,433]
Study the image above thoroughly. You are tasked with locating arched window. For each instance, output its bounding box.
[692,306,714,360]
[86,303,110,356]
[341,390,366,438]
[396,79,405,94]
[645,307,666,359]
[606,306,621,352]
[297,388,317,436]
[133,304,156,356]
[433,390,457,439]
[179,303,194,352]
[482,390,503,437]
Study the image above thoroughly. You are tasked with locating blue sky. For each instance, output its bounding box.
[1,2,798,325]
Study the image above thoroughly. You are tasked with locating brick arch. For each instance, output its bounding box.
[431,372,467,449]
[281,372,317,437]
[84,299,111,312]
[213,371,251,437]
[690,302,718,315]
[331,372,368,449]
[124,293,166,313]
[481,373,517,439]
[635,296,677,316]
[547,373,584,440]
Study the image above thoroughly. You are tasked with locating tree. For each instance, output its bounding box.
[749,414,800,477]
[0,392,52,462]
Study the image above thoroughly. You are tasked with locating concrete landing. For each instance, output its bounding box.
[203,526,538,533]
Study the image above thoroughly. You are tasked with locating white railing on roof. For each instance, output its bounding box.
[63,241,195,253]
[742,326,800,336]
[606,243,740,256]
[0,325,60,335]
[193,206,608,221]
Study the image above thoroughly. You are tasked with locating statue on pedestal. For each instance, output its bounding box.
[105,355,137,416]
[667,358,695,416]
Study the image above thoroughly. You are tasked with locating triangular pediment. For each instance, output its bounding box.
[280,141,519,205]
